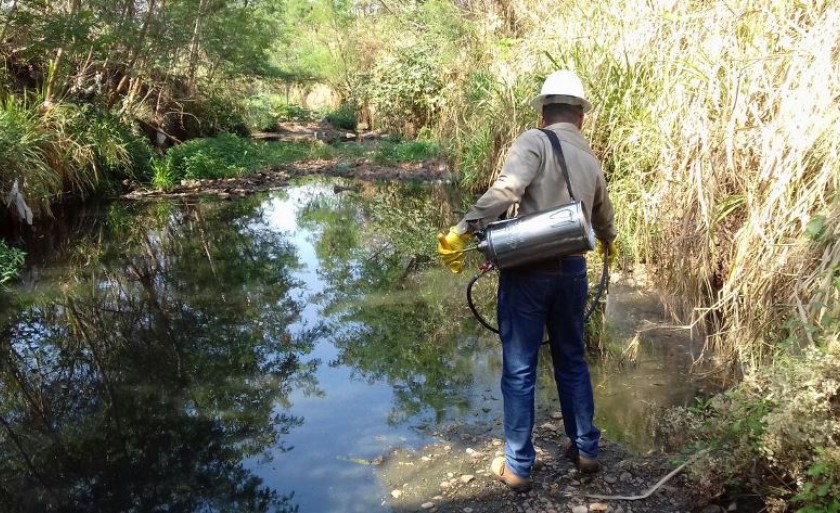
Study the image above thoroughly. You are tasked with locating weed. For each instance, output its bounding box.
[0,240,25,287]
[150,158,176,190]
[322,104,357,131]
[793,451,840,513]
[151,134,337,187]
[277,104,313,122]
[373,140,439,164]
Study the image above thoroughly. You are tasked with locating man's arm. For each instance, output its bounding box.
[591,171,616,243]
[454,131,542,233]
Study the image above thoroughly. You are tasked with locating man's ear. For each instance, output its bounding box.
[539,117,547,128]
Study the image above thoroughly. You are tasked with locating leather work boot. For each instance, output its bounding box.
[577,454,601,474]
[564,442,578,462]
[565,442,600,474]
[490,457,533,493]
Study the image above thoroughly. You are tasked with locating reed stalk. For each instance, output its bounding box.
[432,0,840,370]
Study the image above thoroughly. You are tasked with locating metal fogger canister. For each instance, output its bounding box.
[475,201,595,269]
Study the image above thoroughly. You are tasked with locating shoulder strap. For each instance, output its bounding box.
[538,128,576,201]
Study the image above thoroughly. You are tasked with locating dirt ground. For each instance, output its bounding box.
[375,415,712,513]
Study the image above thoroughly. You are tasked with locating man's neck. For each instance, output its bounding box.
[542,119,581,130]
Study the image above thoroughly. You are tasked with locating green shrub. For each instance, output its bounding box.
[150,158,177,189]
[73,106,153,184]
[0,95,55,216]
[323,104,357,131]
[178,91,250,138]
[358,43,445,133]
[163,134,254,181]
[241,95,279,132]
[151,134,335,187]
[277,103,313,121]
[793,451,840,513]
[373,139,439,164]
[0,240,25,287]
[0,95,148,214]
[654,332,840,510]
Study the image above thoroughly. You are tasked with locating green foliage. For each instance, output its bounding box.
[241,95,280,132]
[1,0,290,215]
[793,451,840,513]
[0,94,151,215]
[74,106,153,183]
[157,134,254,182]
[372,140,439,164]
[655,331,840,510]
[177,90,251,139]
[0,95,55,212]
[271,0,358,86]
[150,158,177,189]
[0,241,25,287]
[322,104,357,131]
[457,124,495,190]
[153,134,334,187]
[277,103,313,122]
[359,43,446,132]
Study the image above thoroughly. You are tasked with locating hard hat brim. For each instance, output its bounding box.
[531,94,593,114]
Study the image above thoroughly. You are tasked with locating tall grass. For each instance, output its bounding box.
[429,0,840,371]
[1,93,147,218]
[407,1,839,506]
[0,95,59,217]
[0,240,25,287]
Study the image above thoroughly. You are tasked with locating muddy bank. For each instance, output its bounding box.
[378,417,708,513]
[121,159,451,200]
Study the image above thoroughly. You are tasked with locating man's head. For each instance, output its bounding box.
[531,70,591,128]
[541,102,584,128]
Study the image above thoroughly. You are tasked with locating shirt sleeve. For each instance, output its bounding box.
[591,171,617,243]
[455,131,542,233]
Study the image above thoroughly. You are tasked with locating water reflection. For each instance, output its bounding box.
[0,196,316,512]
[0,178,704,512]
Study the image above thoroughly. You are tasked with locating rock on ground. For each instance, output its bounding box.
[377,421,699,513]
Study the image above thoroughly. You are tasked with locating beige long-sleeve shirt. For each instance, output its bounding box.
[455,122,616,244]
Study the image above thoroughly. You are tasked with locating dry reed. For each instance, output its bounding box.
[435,0,840,370]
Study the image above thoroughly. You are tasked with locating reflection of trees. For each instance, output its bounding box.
[298,181,448,296]
[332,299,478,425]
[297,181,479,425]
[0,197,318,512]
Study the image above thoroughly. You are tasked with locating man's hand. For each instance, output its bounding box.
[596,239,618,267]
[437,227,473,274]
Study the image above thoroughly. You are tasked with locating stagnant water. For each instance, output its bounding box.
[0,178,705,512]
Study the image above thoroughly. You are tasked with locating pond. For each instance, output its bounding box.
[0,178,705,512]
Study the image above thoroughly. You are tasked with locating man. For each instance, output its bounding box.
[437,70,617,492]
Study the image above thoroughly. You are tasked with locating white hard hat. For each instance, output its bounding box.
[530,70,592,114]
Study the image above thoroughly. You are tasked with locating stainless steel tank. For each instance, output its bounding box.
[475,201,595,269]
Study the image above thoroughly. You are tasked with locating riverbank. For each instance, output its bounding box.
[377,416,707,513]
[120,157,450,200]
[115,163,722,513]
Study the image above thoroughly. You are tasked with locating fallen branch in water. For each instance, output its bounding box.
[584,449,708,501]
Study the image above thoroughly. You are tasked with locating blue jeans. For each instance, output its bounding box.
[497,257,600,478]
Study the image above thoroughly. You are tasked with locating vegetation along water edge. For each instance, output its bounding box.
[1,0,838,511]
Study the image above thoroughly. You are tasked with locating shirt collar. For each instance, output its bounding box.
[543,121,580,133]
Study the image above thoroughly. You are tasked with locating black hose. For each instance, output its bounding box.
[584,248,610,325]
[466,247,610,335]
[467,266,500,334]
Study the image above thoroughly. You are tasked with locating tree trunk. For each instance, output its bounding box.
[0,0,19,43]
[187,0,208,90]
